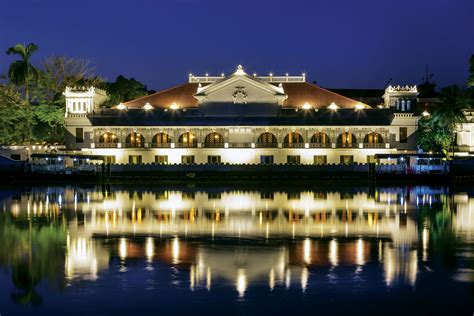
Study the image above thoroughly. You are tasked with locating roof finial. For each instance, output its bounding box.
[235,64,245,75]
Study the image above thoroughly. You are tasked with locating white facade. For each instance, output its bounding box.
[64,87,107,115]
[455,111,474,155]
[65,66,420,164]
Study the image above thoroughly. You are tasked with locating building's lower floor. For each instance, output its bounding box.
[79,148,403,165]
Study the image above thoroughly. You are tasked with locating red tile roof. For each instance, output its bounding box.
[123,83,201,109]
[122,81,368,109]
[282,82,368,108]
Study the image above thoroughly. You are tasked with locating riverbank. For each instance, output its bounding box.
[0,163,452,184]
[5,154,474,184]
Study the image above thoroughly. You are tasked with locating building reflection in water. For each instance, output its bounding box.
[2,185,473,298]
[65,235,101,282]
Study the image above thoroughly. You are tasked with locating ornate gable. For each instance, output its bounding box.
[193,65,287,105]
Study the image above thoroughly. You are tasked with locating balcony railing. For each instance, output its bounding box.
[283,143,305,148]
[176,143,198,148]
[124,143,145,148]
[151,143,172,148]
[255,143,278,148]
[229,142,252,148]
[309,143,331,148]
[336,143,357,148]
[203,143,225,148]
[363,143,385,148]
[96,143,118,148]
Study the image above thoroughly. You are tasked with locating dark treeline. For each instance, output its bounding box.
[1,43,153,145]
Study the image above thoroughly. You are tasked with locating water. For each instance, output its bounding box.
[0,183,473,315]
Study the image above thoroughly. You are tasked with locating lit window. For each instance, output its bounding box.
[207,155,221,164]
[181,155,195,164]
[155,155,168,164]
[287,155,301,164]
[314,155,327,165]
[128,155,142,164]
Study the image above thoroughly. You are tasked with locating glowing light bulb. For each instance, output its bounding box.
[143,102,153,110]
[235,65,245,75]
[328,102,339,110]
[302,102,312,110]
[170,103,179,110]
[355,103,365,110]
[117,103,127,110]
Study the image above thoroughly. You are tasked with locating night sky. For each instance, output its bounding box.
[1,0,473,91]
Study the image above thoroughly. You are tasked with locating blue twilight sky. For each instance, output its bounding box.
[1,0,473,91]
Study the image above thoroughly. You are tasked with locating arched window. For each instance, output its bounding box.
[126,132,145,148]
[98,132,118,147]
[178,132,198,148]
[257,132,278,148]
[310,132,330,147]
[204,132,224,148]
[152,133,171,147]
[283,132,304,148]
[336,132,357,148]
[364,132,384,144]
[363,132,383,148]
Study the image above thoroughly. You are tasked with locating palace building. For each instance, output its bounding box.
[64,65,420,165]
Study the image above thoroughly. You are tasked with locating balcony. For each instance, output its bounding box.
[228,142,252,148]
[151,143,172,148]
[176,143,198,148]
[203,143,225,148]
[95,143,118,148]
[309,143,331,148]
[283,143,305,148]
[336,143,356,148]
[124,143,145,148]
[255,143,278,148]
[363,143,385,148]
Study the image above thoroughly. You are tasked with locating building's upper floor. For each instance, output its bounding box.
[64,65,420,124]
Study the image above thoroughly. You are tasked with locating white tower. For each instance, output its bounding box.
[383,85,418,112]
[64,87,107,116]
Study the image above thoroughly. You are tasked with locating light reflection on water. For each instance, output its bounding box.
[0,184,473,314]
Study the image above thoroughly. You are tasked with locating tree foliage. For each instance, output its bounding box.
[29,56,104,144]
[6,43,40,142]
[0,84,29,144]
[4,41,157,145]
[431,85,470,130]
[40,56,103,97]
[418,85,472,155]
[6,43,39,92]
[32,104,65,143]
[417,116,451,153]
[0,212,67,305]
[103,75,150,106]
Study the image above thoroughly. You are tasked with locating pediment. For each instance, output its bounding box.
[194,73,287,105]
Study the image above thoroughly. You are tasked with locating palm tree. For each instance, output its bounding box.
[431,85,472,157]
[6,43,39,142]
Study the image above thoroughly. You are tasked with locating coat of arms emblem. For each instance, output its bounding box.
[232,86,248,104]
